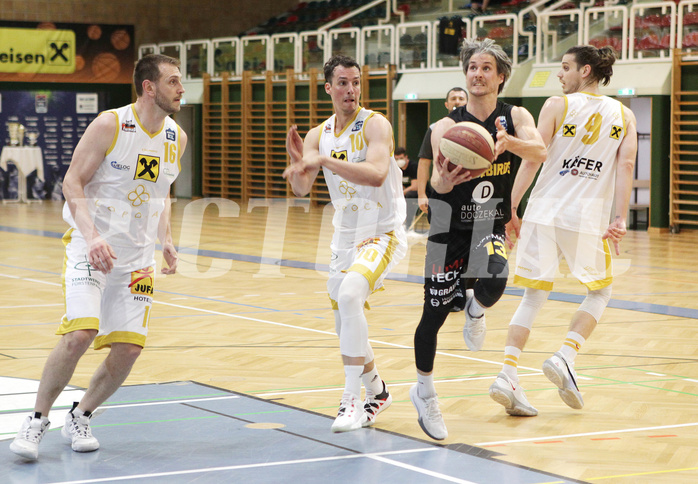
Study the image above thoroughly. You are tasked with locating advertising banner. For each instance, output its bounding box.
[0,21,135,84]
[0,90,103,200]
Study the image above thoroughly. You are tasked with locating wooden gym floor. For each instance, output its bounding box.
[0,199,696,483]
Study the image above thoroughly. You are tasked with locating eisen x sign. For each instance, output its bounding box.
[0,27,75,74]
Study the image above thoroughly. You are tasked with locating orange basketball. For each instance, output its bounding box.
[111,29,131,50]
[91,52,121,81]
[36,22,56,30]
[75,55,85,71]
[87,25,102,40]
[439,122,494,178]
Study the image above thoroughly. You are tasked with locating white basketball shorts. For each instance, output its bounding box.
[58,228,157,350]
[327,230,407,309]
[514,221,612,291]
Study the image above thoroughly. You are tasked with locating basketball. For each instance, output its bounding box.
[111,29,131,50]
[87,25,102,40]
[91,52,121,81]
[439,121,495,178]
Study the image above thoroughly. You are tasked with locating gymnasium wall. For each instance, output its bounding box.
[0,0,298,46]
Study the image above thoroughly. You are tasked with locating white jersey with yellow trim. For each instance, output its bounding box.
[63,103,182,251]
[319,107,406,243]
[523,92,626,234]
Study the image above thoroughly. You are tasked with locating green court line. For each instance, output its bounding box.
[626,366,698,379]
[582,373,698,396]
[77,415,221,428]
[228,409,293,416]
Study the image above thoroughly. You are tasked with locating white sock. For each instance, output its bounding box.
[343,365,363,397]
[468,295,485,318]
[417,372,436,399]
[362,366,383,395]
[33,412,49,424]
[502,346,522,381]
[559,331,585,363]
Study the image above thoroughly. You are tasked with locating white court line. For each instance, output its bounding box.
[23,278,60,286]
[158,301,337,336]
[96,395,240,410]
[474,421,698,446]
[369,455,477,484]
[646,372,666,376]
[256,373,545,397]
[0,303,63,309]
[1,396,239,416]
[0,272,61,286]
[8,278,536,372]
[45,447,439,484]
[157,301,542,372]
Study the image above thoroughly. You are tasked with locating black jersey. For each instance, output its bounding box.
[438,16,465,56]
[429,101,516,235]
[418,125,435,160]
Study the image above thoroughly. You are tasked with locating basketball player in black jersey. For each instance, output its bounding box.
[409,38,547,440]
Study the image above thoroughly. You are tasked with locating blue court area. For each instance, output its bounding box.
[2,381,587,484]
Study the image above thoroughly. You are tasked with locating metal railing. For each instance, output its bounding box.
[139,1,698,80]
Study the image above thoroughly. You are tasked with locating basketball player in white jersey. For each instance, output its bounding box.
[489,45,637,416]
[283,55,407,433]
[10,54,186,460]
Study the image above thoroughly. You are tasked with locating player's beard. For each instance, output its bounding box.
[155,90,179,115]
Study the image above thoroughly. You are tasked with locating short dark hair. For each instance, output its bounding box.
[394,147,407,157]
[566,45,616,86]
[446,87,467,100]
[133,54,181,96]
[323,54,361,84]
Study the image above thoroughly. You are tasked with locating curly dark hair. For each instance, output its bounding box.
[565,45,616,86]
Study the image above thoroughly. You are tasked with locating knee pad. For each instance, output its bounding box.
[473,272,508,308]
[579,285,612,322]
[334,310,342,337]
[336,272,370,318]
[336,272,371,358]
[510,287,550,330]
